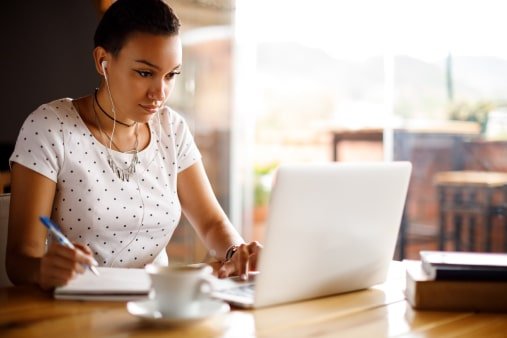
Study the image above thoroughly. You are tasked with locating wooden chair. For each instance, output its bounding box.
[0,193,12,287]
[0,171,10,193]
[434,171,507,252]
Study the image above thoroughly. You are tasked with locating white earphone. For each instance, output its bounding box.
[101,60,108,79]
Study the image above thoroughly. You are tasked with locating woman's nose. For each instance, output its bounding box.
[148,81,166,102]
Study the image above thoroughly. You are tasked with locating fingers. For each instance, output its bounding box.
[38,242,96,289]
[237,245,250,279]
[74,242,93,255]
[208,261,223,277]
[246,241,263,271]
[39,266,78,289]
[218,241,263,280]
[74,243,99,266]
[218,260,234,278]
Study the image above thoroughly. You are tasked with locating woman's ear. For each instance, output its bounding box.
[93,47,109,76]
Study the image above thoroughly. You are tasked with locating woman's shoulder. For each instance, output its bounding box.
[157,106,194,131]
[28,98,76,121]
[158,106,185,123]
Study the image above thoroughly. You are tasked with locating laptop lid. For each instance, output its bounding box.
[214,162,412,308]
[251,161,411,308]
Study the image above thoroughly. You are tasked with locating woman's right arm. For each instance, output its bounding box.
[6,163,94,289]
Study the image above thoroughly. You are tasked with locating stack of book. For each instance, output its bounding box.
[404,251,507,312]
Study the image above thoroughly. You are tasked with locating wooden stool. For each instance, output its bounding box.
[434,171,507,252]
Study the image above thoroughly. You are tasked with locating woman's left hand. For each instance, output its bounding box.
[218,241,262,280]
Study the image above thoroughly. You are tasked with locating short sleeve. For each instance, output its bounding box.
[9,104,65,182]
[170,111,201,173]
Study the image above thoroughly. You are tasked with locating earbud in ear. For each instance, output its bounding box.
[101,61,108,77]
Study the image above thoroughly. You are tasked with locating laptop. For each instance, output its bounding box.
[212,161,412,308]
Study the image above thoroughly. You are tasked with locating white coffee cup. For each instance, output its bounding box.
[145,263,215,316]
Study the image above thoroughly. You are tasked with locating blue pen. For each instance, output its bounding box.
[39,216,100,276]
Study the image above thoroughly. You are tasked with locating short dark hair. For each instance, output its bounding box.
[94,0,180,56]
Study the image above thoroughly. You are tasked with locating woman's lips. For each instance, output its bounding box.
[140,104,160,113]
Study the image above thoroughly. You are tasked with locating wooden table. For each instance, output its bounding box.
[1,262,506,337]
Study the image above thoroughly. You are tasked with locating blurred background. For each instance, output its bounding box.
[2,0,507,262]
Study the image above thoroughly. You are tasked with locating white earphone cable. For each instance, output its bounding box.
[104,73,117,150]
[102,65,169,266]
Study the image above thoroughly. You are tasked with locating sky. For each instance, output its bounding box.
[236,0,507,62]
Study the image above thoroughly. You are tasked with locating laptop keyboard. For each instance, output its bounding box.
[223,284,255,298]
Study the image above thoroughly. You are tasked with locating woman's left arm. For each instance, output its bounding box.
[177,161,262,279]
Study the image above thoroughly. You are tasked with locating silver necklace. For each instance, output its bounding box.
[93,100,140,182]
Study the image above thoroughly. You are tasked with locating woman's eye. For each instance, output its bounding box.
[136,70,152,78]
[165,71,181,80]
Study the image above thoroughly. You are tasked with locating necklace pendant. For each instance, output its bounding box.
[96,105,141,183]
[107,153,138,182]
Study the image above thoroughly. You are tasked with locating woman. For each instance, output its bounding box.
[6,0,261,289]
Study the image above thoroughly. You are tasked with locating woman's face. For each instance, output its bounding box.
[104,32,182,123]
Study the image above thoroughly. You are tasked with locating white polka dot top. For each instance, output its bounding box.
[10,98,201,268]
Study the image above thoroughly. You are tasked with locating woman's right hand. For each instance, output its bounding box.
[38,242,97,290]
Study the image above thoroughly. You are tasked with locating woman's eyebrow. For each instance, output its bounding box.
[134,59,182,71]
[134,59,160,70]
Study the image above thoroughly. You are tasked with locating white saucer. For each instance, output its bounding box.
[126,298,230,326]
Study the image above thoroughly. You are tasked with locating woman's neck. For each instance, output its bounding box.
[95,87,137,129]
[74,95,142,152]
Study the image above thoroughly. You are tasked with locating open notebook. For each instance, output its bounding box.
[54,267,151,301]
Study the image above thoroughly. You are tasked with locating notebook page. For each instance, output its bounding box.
[54,267,151,296]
